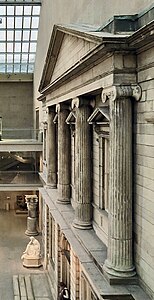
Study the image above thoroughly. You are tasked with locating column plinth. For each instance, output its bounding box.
[102,85,141,279]
[72,99,92,229]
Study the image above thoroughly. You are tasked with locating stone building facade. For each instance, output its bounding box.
[37,5,154,300]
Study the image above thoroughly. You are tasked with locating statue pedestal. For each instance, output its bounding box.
[25,217,38,236]
[22,255,42,268]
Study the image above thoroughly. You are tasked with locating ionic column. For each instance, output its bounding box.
[47,107,57,188]
[57,103,71,204]
[72,97,92,229]
[25,195,38,236]
[102,85,141,278]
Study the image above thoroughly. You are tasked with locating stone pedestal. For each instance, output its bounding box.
[22,256,42,268]
[25,195,38,236]
[25,217,38,236]
[102,85,141,279]
[47,107,57,188]
[57,104,71,204]
[72,98,92,229]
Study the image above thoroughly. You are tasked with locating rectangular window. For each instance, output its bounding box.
[99,132,109,212]
[49,215,55,265]
[43,128,47,161]
[70,129,75,201]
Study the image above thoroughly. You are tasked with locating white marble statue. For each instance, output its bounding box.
[21,236,41,260]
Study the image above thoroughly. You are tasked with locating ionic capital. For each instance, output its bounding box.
[56,103,69,113]
[42,121,48,129]
[72,97,95,109]
[25,195,38,204]
[102,84,142,103]
[72,97,80,109]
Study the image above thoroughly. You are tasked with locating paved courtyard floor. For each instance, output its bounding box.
[0,210,52,300]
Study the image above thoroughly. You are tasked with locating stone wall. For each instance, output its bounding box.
[0,81,33,139]
[133,47,154,298]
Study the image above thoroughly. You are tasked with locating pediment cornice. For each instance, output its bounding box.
[38,21,154,97]
[38,25,129,95]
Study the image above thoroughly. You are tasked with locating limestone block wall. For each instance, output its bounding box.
[134,47,154,298]
[0,82,33,139]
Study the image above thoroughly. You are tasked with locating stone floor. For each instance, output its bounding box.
[0,210,52,300]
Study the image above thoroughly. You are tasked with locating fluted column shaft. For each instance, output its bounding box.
[104,97,135,277]
[57,106,71,203]
[73,104,92,229]
[47,107,57,188]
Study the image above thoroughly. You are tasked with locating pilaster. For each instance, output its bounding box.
[102,84,141,279]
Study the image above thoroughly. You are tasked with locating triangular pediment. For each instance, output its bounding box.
[87,107,110,124]
[38,24,130,95]
[66,111,76,124]
[39,24,103,92]
[50,33,99,84]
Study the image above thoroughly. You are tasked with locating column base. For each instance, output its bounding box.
[25,229,39,236]
[103,260,136,283]
[73,219,92,230]
[46,183,57,189]
[57,198,70,204]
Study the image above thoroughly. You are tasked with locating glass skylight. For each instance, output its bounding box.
[0,0,41,73]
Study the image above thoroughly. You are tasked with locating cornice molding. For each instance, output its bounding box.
[38,26,129,95]
[128,19,154,48]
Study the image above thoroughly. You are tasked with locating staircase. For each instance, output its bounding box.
[13,273,53,300]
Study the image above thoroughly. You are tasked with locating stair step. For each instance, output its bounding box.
[13,274,52,300]
[24,275,34,300]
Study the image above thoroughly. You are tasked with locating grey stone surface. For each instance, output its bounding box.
[41,187,152,300]
[0,211,48,300]
[31,274,52,298]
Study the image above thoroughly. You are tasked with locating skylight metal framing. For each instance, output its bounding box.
[0,0,41,73]
[0,1,41,5]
